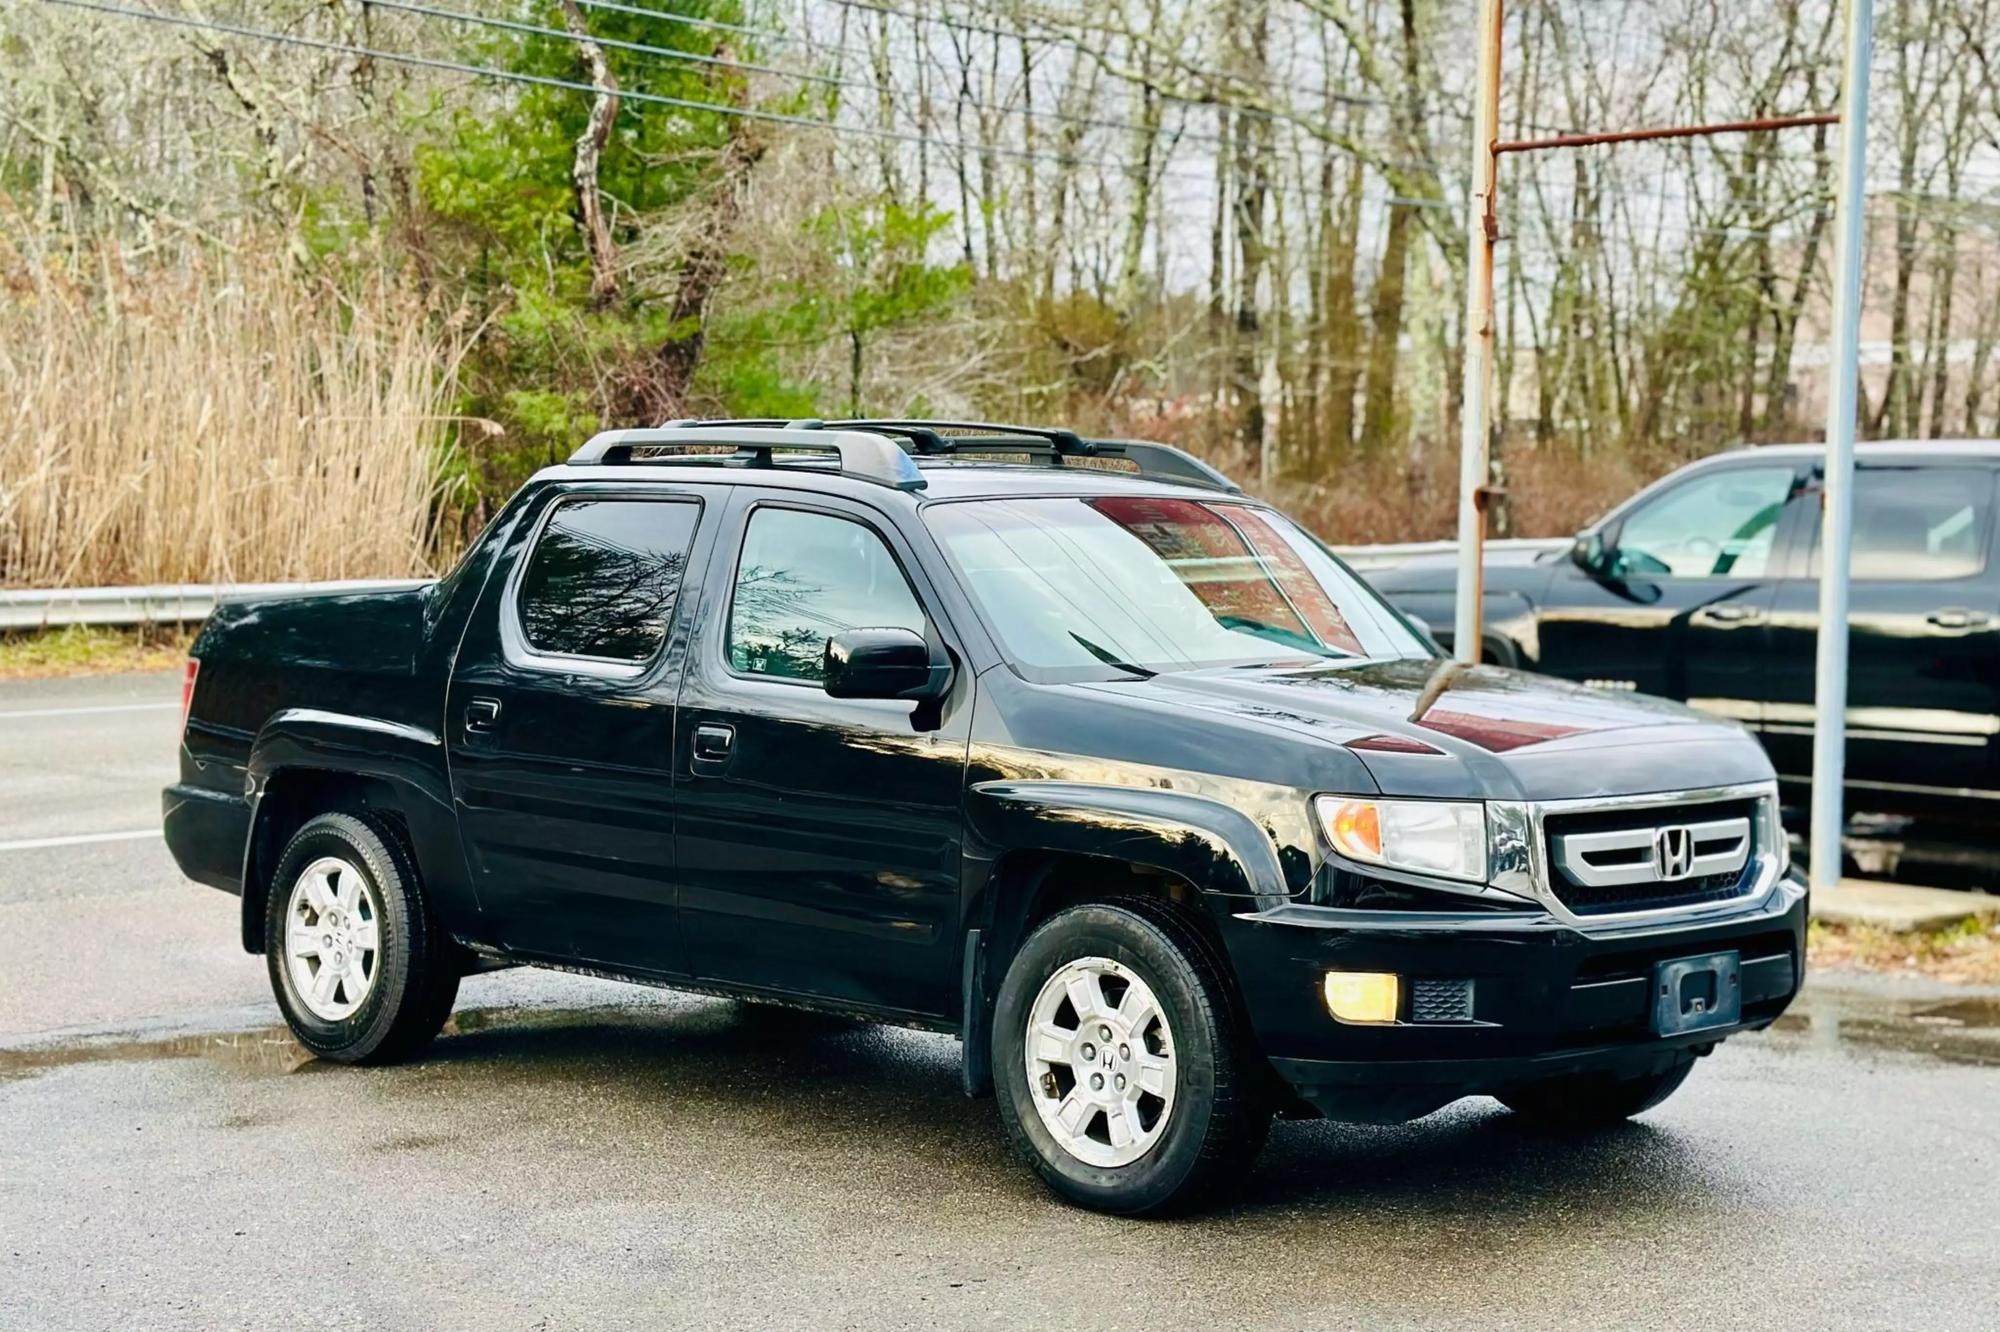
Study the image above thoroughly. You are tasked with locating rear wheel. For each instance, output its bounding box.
[992,898,1268,1216]
[265,812,459,1065]
[1498,1058,1695,1129]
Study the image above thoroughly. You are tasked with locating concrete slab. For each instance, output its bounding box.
[1813,878,2000,933]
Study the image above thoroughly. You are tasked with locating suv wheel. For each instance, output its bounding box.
[265,812,459,1065]
[1498,1058,1695,1129]
[992,898,1269,1215]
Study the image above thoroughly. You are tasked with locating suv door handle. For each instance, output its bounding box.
[692,723,735,764]
[463,697,501,733]
[1926,608,1991,630]
[1696,603,1762,624]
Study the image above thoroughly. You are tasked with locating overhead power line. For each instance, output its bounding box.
[38,0,1430,196]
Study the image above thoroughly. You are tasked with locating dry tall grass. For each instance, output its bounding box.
[0,232,463,588]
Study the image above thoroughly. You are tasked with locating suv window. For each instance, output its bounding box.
[1808,466,1994,581]
[1611,466,1794,578]
[728,507,926,682]
[515,498,700,663]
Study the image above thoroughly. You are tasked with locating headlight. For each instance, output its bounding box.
[1315,796,1489,883]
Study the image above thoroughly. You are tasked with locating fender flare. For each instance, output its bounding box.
[956,779,1303,1095]
[964,779,1295,906]
[238,709,470,952]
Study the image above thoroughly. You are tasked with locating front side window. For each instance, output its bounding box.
[923,496,1427,678]
[1809,466,1993,581]
[515,498,700,663]
[1611,465,1795,579]
[728,507,926,682]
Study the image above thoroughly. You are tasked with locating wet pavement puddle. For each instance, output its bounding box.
[2,986,1996,1088]
[1763,988,2000,1067]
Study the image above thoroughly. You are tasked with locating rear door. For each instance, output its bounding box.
[1533,459,1811,713]
[1763,462,2000,812]
[446,485,716,972]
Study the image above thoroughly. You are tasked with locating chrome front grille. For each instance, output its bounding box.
[1553,814,1752,890]
[1486,782,1783,926]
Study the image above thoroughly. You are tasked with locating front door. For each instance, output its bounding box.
[673,491,972,1017]
[1762,463,2000,816]
[446,487,713,972]
[1535,460,1809,718]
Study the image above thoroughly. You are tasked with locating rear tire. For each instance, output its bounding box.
[1498,1058,1695,1129]
[992,897,1269,1216]
[265,812,459,1065]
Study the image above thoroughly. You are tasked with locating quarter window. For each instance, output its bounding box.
[728,508,926,682]
[1611,466,1794,579]
[515,498,700,663]
[1809,467,1993,581]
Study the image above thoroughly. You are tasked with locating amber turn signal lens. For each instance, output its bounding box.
[1324,799,1382,859]
[1323,971,1400,1024]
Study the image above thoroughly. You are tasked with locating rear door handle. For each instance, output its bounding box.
[464,697,501,733]
[1926,608,1991,630]
[692,723,735,766]
[1696,603,1763,624]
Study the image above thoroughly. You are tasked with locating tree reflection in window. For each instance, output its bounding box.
[729,508,925,681]
[516,499,699,662]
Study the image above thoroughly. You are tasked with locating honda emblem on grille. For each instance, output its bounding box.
[1652,825,1696,881]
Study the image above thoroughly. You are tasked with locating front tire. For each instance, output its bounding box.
[992,898,1269,1216]
[1498,1058,1695,1129]
[265,812,459,1065]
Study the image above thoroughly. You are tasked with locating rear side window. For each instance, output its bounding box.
[1810,467,1994,581]
[728,507,925,681]
[516,498,701,662]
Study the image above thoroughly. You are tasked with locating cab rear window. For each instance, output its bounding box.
[515,498,700,662]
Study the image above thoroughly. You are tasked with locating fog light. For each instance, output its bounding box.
[1323,971,1400,1024]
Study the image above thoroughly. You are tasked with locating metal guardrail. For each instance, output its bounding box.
[0,580,431,630]
[1327,536,1569,571]
[0,537,1571,629]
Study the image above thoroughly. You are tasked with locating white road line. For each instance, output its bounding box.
[0,828,163,853]
[0,702,178,720]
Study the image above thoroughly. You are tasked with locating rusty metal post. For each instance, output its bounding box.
[1453,0,1503,665]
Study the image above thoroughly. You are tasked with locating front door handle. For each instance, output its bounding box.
[1927,608,1991,630]
[1696,603,1762,624]
[692,723,735,765]
[464,697,501,733]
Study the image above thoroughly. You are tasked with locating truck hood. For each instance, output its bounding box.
[1088,657,1772,802]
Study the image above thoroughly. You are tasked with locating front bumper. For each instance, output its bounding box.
[1220,874,1807,1123]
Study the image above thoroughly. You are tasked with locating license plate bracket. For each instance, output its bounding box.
[1652,950,1742,1037]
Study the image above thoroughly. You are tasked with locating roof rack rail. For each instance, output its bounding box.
[567,425,926,491]
[651,418,1240,493]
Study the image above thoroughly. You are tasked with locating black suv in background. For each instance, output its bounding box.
[1371,442,2000,834]
[164,420,1805,1215]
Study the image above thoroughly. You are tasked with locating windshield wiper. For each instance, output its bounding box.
[1069,632,1157,678]
[1214,614,1352,658]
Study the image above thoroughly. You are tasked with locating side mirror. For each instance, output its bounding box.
[1571,531,1610,577]
[824,627,952,702]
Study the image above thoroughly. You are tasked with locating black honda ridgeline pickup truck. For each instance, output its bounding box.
[165,420,1805,1215]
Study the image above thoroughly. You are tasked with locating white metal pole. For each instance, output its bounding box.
[1453,0,1503,665]
[1809,0,1873,894]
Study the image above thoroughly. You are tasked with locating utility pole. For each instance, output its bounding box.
[1449,26,1836,668]
[1452,0,1503,666]
[1809,0,1875,895]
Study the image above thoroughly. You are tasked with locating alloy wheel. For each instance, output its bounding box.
[284,856,381,1022]
[1024,956,1177,1168]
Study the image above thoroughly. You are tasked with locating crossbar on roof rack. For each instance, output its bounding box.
[650,418,1241,493]
[567,426,926,491]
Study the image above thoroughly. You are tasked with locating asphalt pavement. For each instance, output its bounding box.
[2,671,1997,1331]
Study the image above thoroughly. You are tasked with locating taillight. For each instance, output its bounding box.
[180,657,200,736]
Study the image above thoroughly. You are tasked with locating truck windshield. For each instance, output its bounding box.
[924,495,1431,678]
